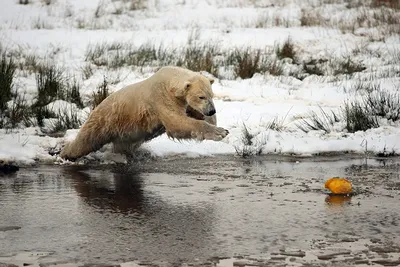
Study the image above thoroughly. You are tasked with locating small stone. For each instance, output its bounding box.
[0,226,21,232]
[280,250,306,257]
[270,256,286,260]
[316,250,351,260]
[372,260,400,266]
[369,245,400,253]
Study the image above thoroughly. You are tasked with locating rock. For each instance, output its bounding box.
[280,250,306,257]
[233,260,253,266]
[372,259,400,266]
[0,226,21,232]
[369,245,400,253]
[270,256,286,260]
[316,249,351,260]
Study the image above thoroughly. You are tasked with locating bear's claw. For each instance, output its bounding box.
[204,127,229,141]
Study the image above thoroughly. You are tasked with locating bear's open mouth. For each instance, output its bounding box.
[186,105,205,120]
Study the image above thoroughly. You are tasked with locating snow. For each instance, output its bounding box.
[0,0,399,165]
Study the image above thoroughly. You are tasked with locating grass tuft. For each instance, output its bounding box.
[35,64,65,107]
[46,108,83,135]
[0,51,16,114]
[234,123,265,158]
[333,57,366,76]
[65,78,84,109]
[296,107,340,133]
[300,9,323,27]
[364,89,400,121]
[91,76,110,109]
[227,47,265,79]
[276,37,296,61]
[343,100,380,133]
[178,43,219,77]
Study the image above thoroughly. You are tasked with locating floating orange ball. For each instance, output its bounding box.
[325,177,352,194]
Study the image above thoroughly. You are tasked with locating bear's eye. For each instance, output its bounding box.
[199,96,206,100]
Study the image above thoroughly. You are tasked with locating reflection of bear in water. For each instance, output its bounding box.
[60,66,229,161]
[65,167,145,213]
[64,167,217,262]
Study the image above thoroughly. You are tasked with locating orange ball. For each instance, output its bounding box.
[325,177,352,194]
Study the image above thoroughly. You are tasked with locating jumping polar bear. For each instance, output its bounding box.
[60,66,229,160]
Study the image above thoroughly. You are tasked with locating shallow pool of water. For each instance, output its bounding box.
[1,156,399,266]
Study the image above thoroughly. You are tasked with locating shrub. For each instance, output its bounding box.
[34,106,55,128]
[65,78,84,109]
[81,63,94,79]
[35,64,65,107]
[346,81,380,93]
[302,59,326,76]
[85,42,176,69]
[85,42,109,66]
[122,43,159,68]
[300,9,322,27]
[0,51,16,114]
[92,76,110,109]
[46,108,83,134]
[2,92,33,129]
[32,17,53,30]
[19,54,39,73]
[178,43,219,77]
[227,47,264,79]
[276,37,296,61]
[333,57,366,76]
[364,89,400,121]
[343,100,380,133]
[296,107,340,133]
[265,59,284,76]
[234,123,264,158]
[34,64,84,128]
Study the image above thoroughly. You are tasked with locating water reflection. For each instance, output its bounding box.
[61,166,217,262]
[64,167,145,214]
[325,194,352,206]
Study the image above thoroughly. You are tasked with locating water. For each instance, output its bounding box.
[0,156,399,266]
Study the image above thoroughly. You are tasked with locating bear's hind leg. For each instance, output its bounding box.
[60,120,115,160]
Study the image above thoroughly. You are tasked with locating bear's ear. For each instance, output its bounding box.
[171,82,191,97]
[208,77,215,85]
[184,81,191,90]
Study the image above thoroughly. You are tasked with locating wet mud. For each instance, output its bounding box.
[0,156,399,267]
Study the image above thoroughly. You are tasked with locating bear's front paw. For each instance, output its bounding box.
[205,127,229,141]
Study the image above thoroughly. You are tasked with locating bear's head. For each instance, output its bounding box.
[174,74,216,120]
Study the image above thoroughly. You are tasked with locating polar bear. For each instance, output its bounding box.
[60,66,229,160]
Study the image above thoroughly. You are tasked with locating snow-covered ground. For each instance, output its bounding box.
[0,0,399,165]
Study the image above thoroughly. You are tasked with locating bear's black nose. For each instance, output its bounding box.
[207,109,216,116]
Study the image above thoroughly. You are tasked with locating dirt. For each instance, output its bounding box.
[0,155,399,267]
